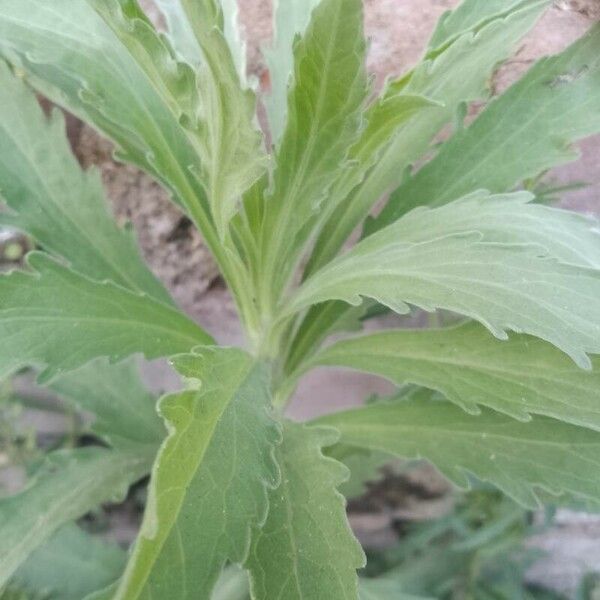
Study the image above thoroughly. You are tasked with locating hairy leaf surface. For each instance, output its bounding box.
[0,63,171,304]
[374,22,600,227]
[266,0,323,142]
[315,395,600,507]
[311,322,600,430]
[115,347,281,600]
[246,421,365,600]
[0,253,212,382]
[0,447,151,587]
[260,0,368,300]
[307,0,550,275]
[48,359,164,449]
[7,525,125,600]
[290,195,600,369]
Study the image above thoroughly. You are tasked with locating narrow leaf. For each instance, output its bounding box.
[115,347,281,600]
[310,321,600,430]
[289,194,600,369]
[306,0,550,275]
[265,0,322,142]
[0,447,151,587]
[8,524,125,600]
[0,253,212,382]
[48,358,164,449]
[246,421,365,600]
[260,0,368,300]
[315,394,600,507]
[375,22,600,227]
[0,62,171,304]
[155,0,203,65]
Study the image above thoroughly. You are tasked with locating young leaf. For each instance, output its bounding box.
[306,0,550,276]
[114,347,281,600]
[0,447,152,587]
[314,394,600,507]
[310,321,600,430]
[174,0,265,232]
[48,358,164,449]
[155,0,203,65]
[260,0,368,302]
[246,421,365,600]
[288,194,600,369]
[0,253,212,382]
[265,0,322,142]
[374,22,600,227]
[8,524,125,600]
[0,62,171,305]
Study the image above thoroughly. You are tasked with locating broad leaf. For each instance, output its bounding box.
[289,194,600,369]
[48,358,164,449]
[259,0,368,302]
[315,394,600,507]
[7,524,125,600]
[0,62,171,304]
[246,420,365,600]
[0,447,151,587]
[265,0,322,143]
[306,0,550,276]
[114,347,281,600]
[310,321,600,430]
[374,21,600,228]
[0,252,212,382]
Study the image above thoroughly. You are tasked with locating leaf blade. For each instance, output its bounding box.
[0,253,212,382]
[315,395,600,507]
[114,347,281,600]
[246,421,365,600]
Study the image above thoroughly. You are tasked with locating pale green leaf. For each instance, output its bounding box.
[427,0,538,53]
[0,62,171,304]
[310,321,600,430]
[375,22,600,227]
[175,0,266,234]
[246,420,365,600]
[0,447,152,587]
[0,252,212,382]
[155,0,203,65]
[48,358,164,449]
[260,0,368,302]
[315,395,600,507]
[265,0,322,142]
[360,578,432,600]
[220,0,247,85]
[305,0,550,276]
[212,565,250,600]
[115,347,281,600]
[289,194,600,369]
[8,524,125,600]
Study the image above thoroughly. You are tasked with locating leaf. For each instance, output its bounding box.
[0,447,152,587]
[246,420,365,600]
[374,21,600,227]
[220,0,247,85]
[289,194,600,369]
[360,578,433,600]
[8,524,125,600]
[175,0,267,234]
[0,252,212,382]
[114,347,281,600]
[265,0,322,143]
[310,321,600,430]
[314,394,600,507]
[155,0,203,65]
[48,358,164,449]
[305,0,550,276]
[259,0,368,302]
[212,565,251,600]
[0,62,171,305]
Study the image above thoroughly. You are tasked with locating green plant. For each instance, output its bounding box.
[0,0,600,597]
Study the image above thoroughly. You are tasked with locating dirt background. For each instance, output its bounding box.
[25,0,600,595]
